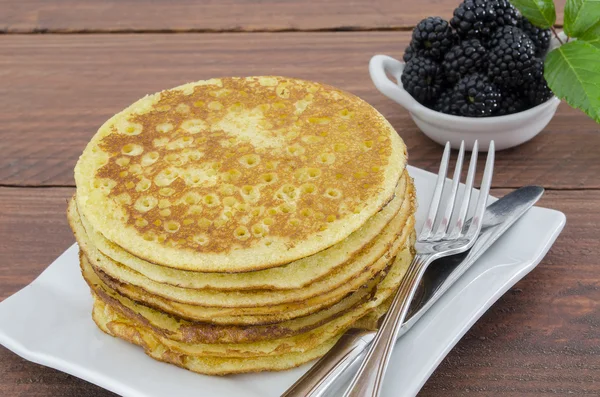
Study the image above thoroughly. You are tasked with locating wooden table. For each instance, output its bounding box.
[1,1,599,395]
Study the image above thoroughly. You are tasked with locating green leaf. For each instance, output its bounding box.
[510,0,556,28]
[579,21,600,48]
[564,0,600,38]
[581,35,600,48]
[545,41,600,123]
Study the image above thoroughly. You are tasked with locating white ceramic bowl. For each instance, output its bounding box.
[369,49,561,151]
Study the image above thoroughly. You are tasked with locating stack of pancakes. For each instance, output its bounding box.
[68,76,416,375]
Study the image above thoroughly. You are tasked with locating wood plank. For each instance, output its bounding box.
[0,0,567,33]
[0,188,74,300]
[0,350,115,397]
[0,186,104,397]
[1,187,598,395]
[1,33,597,189]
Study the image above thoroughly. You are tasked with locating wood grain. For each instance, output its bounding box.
[0,188,74,300]
[1,33,598,189]
[0,187,598,396]
[0,186,110,396]
[0,0,567,33]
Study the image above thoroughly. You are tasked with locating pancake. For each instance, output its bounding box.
[74,76,407,272]
[70,75,416,376]
[89,241,413,359]
[93,299,342,375]
[81,212,414,313]
[83,255,379,343]
[76,172,410,291]
[352,297,392,330]
[81,236,413,346]
[71,181,415,307]
[94,265,379,325]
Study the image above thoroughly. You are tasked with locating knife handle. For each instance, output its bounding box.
[282,330,373,397]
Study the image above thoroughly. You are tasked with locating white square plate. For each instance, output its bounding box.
[0,165,565,397]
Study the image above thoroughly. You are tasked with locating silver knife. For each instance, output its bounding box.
[282,185,544,397]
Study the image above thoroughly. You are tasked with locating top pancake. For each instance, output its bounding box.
[75,76,407,272]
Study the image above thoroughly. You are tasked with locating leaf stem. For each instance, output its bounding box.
[551,26,564,45]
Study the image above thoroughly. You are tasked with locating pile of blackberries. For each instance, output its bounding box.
[401,0,553,117]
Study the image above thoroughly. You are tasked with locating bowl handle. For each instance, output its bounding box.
[369,55,418,112]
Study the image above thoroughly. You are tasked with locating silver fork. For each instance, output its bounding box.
[342,140,495,397]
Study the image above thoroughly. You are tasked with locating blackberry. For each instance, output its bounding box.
[410,17,456,60]
[452,73,501,117]
[519,17,552,56]
[433,89,459,115]
[524,58,553,105]
[451,0,494,40]
[442,39,487,83]
[525,78,553,106]
[401,56,445,105]
[487,26,537,88]
[403,45,420,62]
[496,90,527,115]
[489,0,519,28]
[450,0,517,41]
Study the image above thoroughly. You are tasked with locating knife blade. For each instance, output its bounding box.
[282,185,544,397]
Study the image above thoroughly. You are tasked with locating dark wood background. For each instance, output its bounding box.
[1,1,599,396]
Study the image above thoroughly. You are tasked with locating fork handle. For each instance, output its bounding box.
[343,254,432,397]
[282,330,374,397]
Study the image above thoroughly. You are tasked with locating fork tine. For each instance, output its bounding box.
[433,141,465,240]
[419,142,451,240]
[448,140,478,238]
[464,141,495,239]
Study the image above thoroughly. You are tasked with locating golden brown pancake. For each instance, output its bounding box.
[75,77,407,272]
[69,76,416,376]
[70,179,416,307]
[88,239,413,371]
[92,299,342,375]
[75,172,410,291]
[85,259,377,343]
